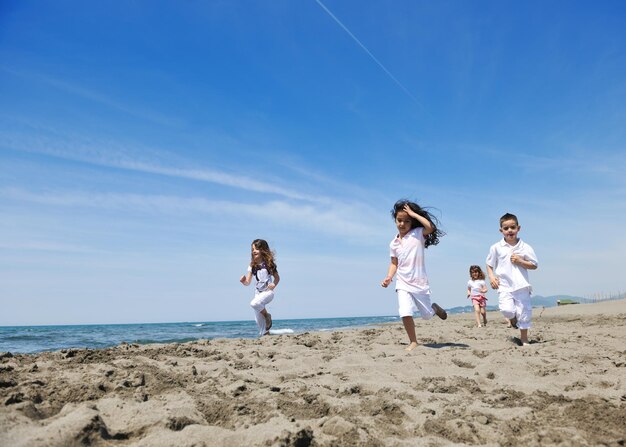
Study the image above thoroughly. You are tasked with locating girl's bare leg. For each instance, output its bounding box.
[474,303,482,327]
[401,316,418,351]
[481,308,488,326]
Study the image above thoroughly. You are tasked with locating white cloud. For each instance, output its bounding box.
[0,130,339,204]
[1,67,183,127]
[0,187,388,241]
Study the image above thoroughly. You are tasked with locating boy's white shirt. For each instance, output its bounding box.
[389,227,430,294]
[486,238,538,292]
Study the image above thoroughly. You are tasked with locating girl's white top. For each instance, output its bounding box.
[389,227,430,294]
[467,279,487,296]
[486,238,538,292]
[248,264,273,293]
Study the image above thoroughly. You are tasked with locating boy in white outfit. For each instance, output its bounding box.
[486,213,538,346]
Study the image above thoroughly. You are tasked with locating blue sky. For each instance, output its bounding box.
[1,1,625,326]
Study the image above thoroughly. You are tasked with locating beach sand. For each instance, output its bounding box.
[1,299,625,446]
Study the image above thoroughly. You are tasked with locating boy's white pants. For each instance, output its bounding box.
[499,287,532,329]
[250,290,274,336]
[397,290,435,319]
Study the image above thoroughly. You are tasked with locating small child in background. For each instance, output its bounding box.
[240,239,280,337]
[467,265,488,327]
[381,200,448,351]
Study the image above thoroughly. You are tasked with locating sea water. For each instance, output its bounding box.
[0,315,401,354]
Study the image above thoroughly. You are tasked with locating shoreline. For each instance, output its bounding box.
[1,299,625,446]
[2,301,606,355]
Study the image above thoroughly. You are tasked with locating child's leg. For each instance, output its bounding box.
[473,302,482,327]
[401,316,418,351]
[262,309,272,330]
[412,292,446,320]
[513,288,532,344]
[481,307,487,325]
[520,329,529,345]
[498,291,516,322]
[397,290,419,350]
[250,290,274,336]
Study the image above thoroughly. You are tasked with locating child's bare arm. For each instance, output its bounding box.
[381,258,398,287]
[268,271,280,290]
[240,270,252,286]
[486,265,499,289]
[403,204,434,235]
[467,286,471,298]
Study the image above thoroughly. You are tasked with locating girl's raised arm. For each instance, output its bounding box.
[403,204,434,235]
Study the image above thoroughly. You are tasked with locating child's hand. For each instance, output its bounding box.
[381,276,393,288]
[268,283,276,291]
[510,253,521,265]
[402,204,417,217]
[239,275,247,285]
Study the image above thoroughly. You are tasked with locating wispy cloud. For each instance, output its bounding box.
[0,187,388,240]
[516,152,626,178]
[0,130,331,203]
[1,66,183,127]
[0,240,99,254]
[481,146,626,180]
[314,0,420,106]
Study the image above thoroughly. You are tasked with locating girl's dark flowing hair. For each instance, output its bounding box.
[391,200,445,248]
[251,239,277,275]
[469,265,486,280]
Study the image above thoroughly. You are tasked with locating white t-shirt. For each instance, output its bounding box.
[389,227,430,294]
[467,279,487,296]
[248,264,273,293]
[486,239,538,292]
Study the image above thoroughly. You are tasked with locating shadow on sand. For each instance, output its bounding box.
[422,342,470,349]
[508,337,549,346]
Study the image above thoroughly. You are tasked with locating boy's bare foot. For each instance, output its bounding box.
[478,324,483,328]
[265,313,272,331]
[509,317,518,329]
[404,342,418,351]
[431,303,447,320]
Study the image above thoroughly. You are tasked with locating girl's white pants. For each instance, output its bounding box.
[250,290,274,336]
[499,287,532,329]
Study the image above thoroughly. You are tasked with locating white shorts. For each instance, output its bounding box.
[397,290,435,319]
[499,287,532,329]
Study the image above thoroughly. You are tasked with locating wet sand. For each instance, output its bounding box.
[1,299,625,446]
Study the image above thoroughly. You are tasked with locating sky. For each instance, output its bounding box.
[1,0,625,326]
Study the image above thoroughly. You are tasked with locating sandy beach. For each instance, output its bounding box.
[1,300,625,446]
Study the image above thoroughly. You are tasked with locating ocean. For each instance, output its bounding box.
[0,315,401,354]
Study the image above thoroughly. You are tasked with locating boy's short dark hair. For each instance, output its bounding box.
[499,213,519,227]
